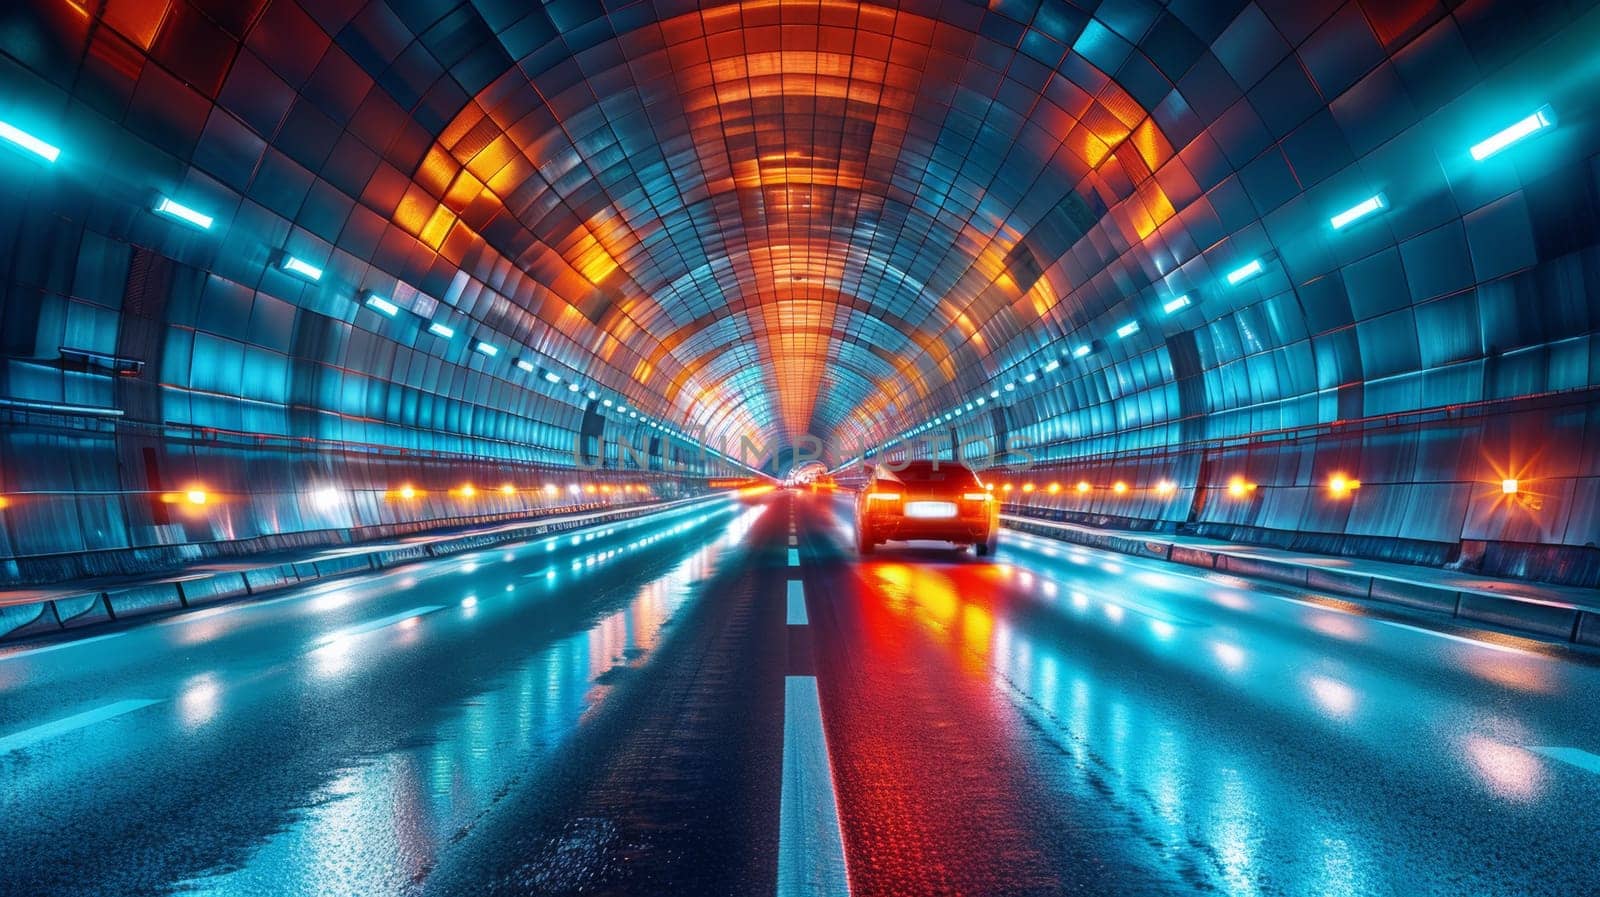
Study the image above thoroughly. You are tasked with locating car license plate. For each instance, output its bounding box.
[904,501,957,519]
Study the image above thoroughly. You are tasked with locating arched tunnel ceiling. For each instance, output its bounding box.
[5,0,1595,458]
[405,0,1143,449]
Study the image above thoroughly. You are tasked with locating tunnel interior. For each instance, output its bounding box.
[0,0,1598,588]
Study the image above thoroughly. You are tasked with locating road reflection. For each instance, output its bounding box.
[177,506,762,896]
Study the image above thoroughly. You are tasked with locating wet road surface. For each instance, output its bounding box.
[3,491,1599,896]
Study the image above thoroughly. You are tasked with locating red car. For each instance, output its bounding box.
[856,460,999,556]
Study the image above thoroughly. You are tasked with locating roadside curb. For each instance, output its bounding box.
[1001,514,1600,649]
[0,495,723,645]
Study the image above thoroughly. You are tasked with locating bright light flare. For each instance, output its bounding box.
[364,293,399,316]
[185,489,208,505]
[1113,481,1128,494]
[1328,473,1361,497]
[1154,479,1176,496]
[1226,259,1264,285]
[153,197,213,230]
[1470,106,1556,161]
[1329,194,1387,229]
[1226,476,1256,498]
[1501,478,1520,495]
[280,255,323,281]
[309,487,343,510]
[1076,481,1091,494]
[0,119,60,163]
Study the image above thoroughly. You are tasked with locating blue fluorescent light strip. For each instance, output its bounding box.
[475,341,499,357]
[364,294,399,316]
[515,359,535,373]
[1470,106,1556,161]
[1329,194,1387,229]
[1226,259,1264,285]
[1163,295,1191,314]
[153,197,213,229]
[281,255,323,281]
[1043,359,1061,372]
[0,119,60,162]
[1072,344,1091,358]
[1116,320,1140,338]
[428,321,455,338]
[543,371,562,383]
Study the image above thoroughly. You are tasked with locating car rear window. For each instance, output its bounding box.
[881,461,978,486]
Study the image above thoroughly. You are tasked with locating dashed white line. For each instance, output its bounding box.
[0,631,126,662]
[777,676,851,897]
[312,605,444,648]
[787,581,808,625]
[1531,745,1600,775]
[0,698,162,755]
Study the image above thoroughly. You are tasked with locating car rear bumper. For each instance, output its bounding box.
[865,516,992,543]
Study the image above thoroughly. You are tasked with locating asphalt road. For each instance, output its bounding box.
[3,490,1598,896]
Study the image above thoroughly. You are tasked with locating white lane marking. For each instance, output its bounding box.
[312,605,444,648]
[789,535,798,546]
[788,549,800,567]
[0,698,162,755]
[778,676,851,897]
[1531,745,1600,775]
[0,631,125,663]
[788,581,809,625]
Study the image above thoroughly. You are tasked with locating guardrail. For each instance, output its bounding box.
[0,493,729,644]
[1001,512,1600,650]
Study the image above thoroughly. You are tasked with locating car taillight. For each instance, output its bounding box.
[961,492,991,501]
[866,492,902,502]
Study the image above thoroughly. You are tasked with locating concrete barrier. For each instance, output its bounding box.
[313,555,373,578]
[52,592,112,628]
[104,582,185,618]
[0,600,59,639]
[1169,546,1217,570]
[244,564,299,593]
[372,546,430,568]
[1456,593,1579,640]
[1367,577,1460,614]
[1,495,724,646]
[1576,612,1600,648]
[1216,555,1308,587]
[176,572,250,606]
[1001,510,1599,650]
[1304,568,1372,600]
